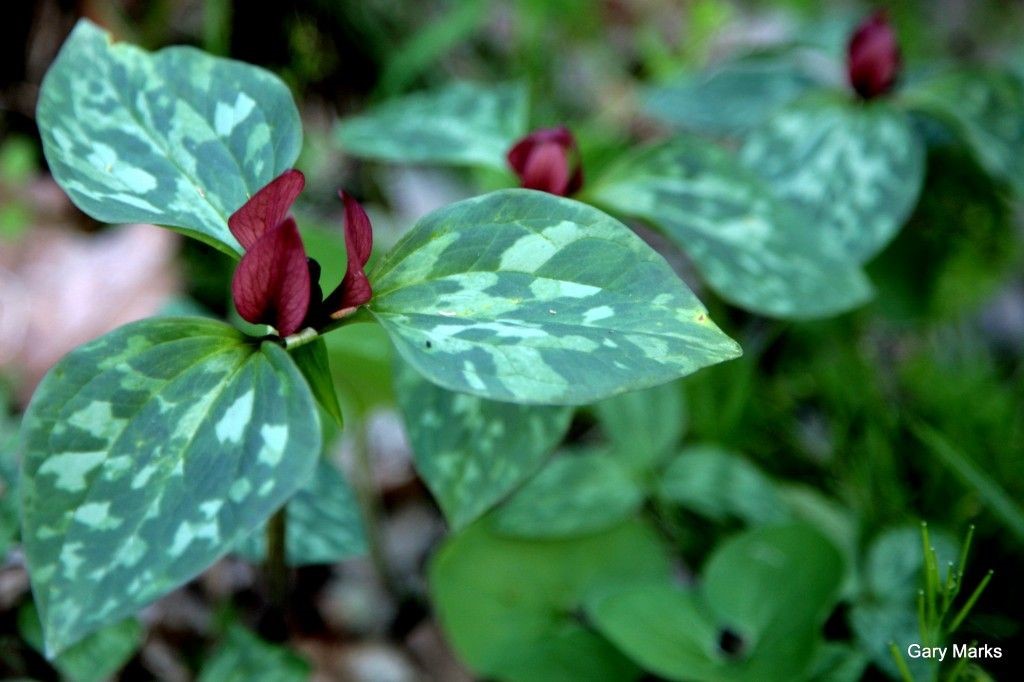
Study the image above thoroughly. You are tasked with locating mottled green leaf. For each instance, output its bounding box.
[290,338,343,427]
[235,457,366,566]
[19,602,141,682]
[20,317,320,654]
[656,445,787,525]
[1,393,19,555]
[335,82,528,170]
[199,624,310,682]
[430,519,671,682]
[644,52,820,136]
[369,189,741,405]
[740,96,925,262]
[395,360,571,529]
[37,20,302,257]
[588,524,845,682]
[594,381,685,470]
[588,136,872,319]
[493,451,643,538]
[906,69,1024,195]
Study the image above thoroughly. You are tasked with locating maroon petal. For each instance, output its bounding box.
[324,192,374,317]
[847,12,901,99]
[231,216,311,337]
[229,169,306,250]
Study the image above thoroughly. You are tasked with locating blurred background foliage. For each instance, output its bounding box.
[1,0,1022,680]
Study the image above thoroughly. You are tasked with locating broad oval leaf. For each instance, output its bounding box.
[334,82,528,170]
[20,317,320,654]
[235,457,366,566]
[904,69,1024,196]
[493,450,644,538]
[587,136,872,319]
[740,96,925,262]
[369,189,741,405]
[656,445,787,525]
[594,381,685,471]
[430,519,671,682]
[37,20,302,257]
[395,360,571,530]
[644,52,821,136]
[588,524,845,682]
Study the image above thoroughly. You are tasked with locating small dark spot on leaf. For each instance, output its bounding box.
[425,340,432,349]
[718,627,745,658]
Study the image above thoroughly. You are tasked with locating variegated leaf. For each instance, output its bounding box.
[644,52,820,136]
[905,69,1024,195]
[19,602,141,682]
[740,96,925,262]
[395,359,571,529]
[493,450,644,538]
[369,189,741,405]
[335,82,528,170]
[587,136,872,319]
[20,317,320,654]
[199,624,310,682]
[235,457,366,566]
[37,20,302,257]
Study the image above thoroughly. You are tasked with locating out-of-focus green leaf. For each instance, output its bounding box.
[906,69,1024,195]
[1,387,19,555]
[369,189,740,404]
[740,96,925,263]
[19,602,141,682]
[198,624,310,682]
[430,519,671,682]
[588,524,845,682]
[235,457,366,566]
[20,318,320,653]
[594,381,685,470]
[806,643,869,682]
[324,322,395,415]
[36,20,301,257]
[335,82,528,170]
[395,360,571,529]
[656,445,787,525]
[493,450,644,538]
[588,136,871,319]
[643,52,821,136]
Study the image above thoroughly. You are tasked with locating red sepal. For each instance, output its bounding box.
[231,216,311,337]
[229,169,306,250]
[324,192,374,317]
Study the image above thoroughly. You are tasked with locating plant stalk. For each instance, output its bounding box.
[265,505,289,623]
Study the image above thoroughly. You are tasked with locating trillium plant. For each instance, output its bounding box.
[22,20,741,655]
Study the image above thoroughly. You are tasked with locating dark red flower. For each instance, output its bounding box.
[847,11,901,100]
[507,127,583,197]
[228,169,374,337]
[322,191,374,319]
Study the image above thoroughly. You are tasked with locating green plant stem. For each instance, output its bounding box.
[348,410,399,597]
[265,506,288,617]
[947,570,994,633]
[889,642,915,682]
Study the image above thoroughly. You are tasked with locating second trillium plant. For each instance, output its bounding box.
[21,20,740,654]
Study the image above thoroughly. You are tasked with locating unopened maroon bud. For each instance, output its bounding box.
[507,126,583,197]
[847,11,901,99]
[323,191,374,318]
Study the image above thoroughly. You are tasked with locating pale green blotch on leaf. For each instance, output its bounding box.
[369,189,741,405]
[334,81,528,170]
[36,20,302,257]
[19,317,320,654]
[587,135,872,320]
[395,359,571,529]
[740,95,925,263]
